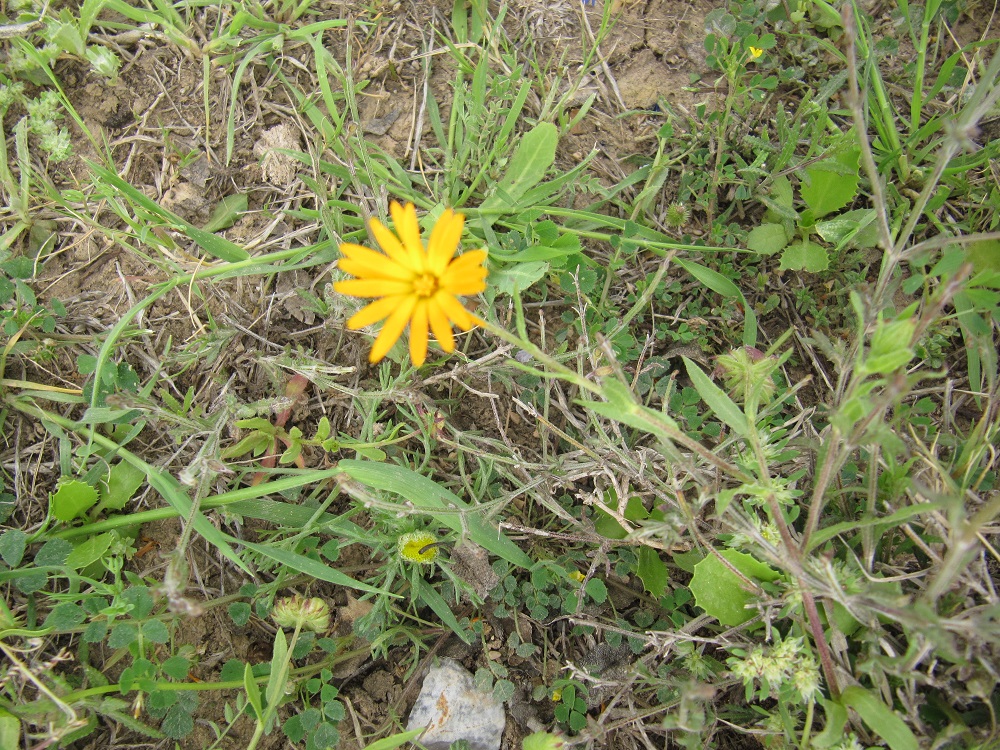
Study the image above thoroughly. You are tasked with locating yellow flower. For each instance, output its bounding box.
[335,202,488,367]
[748,46,763,59]
[398,531,440,564]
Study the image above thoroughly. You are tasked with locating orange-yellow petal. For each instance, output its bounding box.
[390,202,426,271]
[427,209,464,275]
[369,216,418,272]
[409,299,429,367]
[435,292,476,331]
[439,251,487,294]
[369,295,417,363]
[334,279,413,298]
[440,248,486,277]
[347,295,406,329]
[427,297,455,353]
[440,274,487,296]
[339,244,414,281]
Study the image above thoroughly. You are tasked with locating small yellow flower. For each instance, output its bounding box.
[335,202,488,367]
[398,531,440,564]
[569,570,586,583]
[748,46,763,59]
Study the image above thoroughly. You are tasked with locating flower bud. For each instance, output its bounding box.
[271,595,330,632]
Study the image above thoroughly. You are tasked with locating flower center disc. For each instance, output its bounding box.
[412,273,438,297]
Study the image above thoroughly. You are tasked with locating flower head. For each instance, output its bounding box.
[271,595,331,632]
[748,46,764,59]
[397,531,441,564]
[335,202,488,367]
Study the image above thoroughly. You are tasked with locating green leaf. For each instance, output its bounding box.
[65,532,115,569]
[675,257,757,346]
[34,538,72,566]
[585,578,608,604]
[202,193,248,233]
[120,658,157,693]
[123,586,154,616]
[800,148,860,218]
[15,569,47,594]
[805,500,946,552]
[162,656,191,681]
[357,729,426,750]
[490,261,550,298]
[682,357,750,436]
[671,550,702,574]
[839,686,918,750]
[83,620,108,643]
[0,707,21,750]
[244,662,263,718]
[162,701,195,739]
[43,602,86,630]
[186,224,251,263]
[87,443,252,575]
[636,547,668,597]
[523,732,567,750]
[264,629,289,731]
[577,379,680,447]
[416,577,472,644]
[239,539,398,596]
[863,317,915,375]
[99,461,147,512]
[338,460,533,570]
[502,241,581,264]
[0,529,26,567]
[811,699,848,748]
[51,480,100,522]
[674,258,741,299]
[594,496,648,539]
[229,602,252,626]
[689,549,780,626]
[747,223,788,255]
[109,622,139,648]
[283,714,307,743]
[769,174,794,209]
[760,175,799,226]
[479,122,558,219]
[815,209,879,250]
[966,239,1000,274]
[493,679,516,703]
[219,659,245,683]
[84,620,109,643]
[779,240,830,272]
[142,619,170,644]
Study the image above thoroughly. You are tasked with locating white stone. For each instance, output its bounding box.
[406,658,505,750]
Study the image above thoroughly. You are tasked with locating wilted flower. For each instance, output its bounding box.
[271,595,331,632]
[397,531,440,564]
